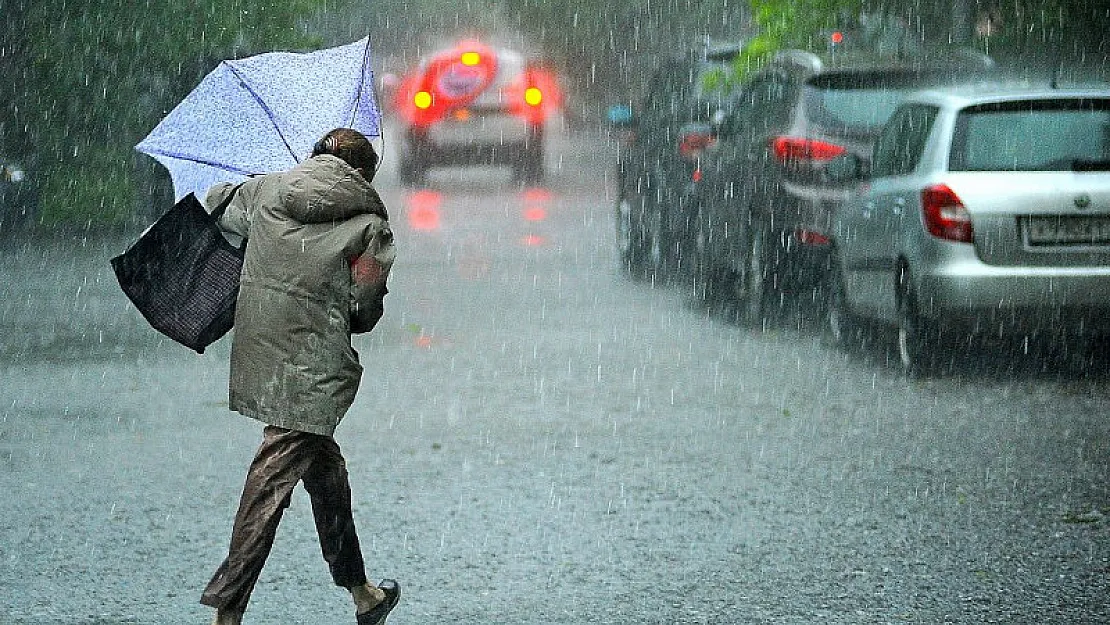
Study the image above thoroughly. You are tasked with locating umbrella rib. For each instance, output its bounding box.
[349,36,373,128]
[140,147,258,177]
[223,60,300,165]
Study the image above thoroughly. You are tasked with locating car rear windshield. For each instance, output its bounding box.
[802,70,959,136]
[692,62,734,119]
[949,98,1110,172]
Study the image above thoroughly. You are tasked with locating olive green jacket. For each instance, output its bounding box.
[205,155,389,436]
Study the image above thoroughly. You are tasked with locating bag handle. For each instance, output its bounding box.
[210,182,246,220]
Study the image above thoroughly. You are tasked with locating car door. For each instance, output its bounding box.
[841,103,939,320]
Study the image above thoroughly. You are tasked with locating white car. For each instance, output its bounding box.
[827,86,1110,374]
[392,40,562,186]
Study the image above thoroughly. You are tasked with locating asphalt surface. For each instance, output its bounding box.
[1,126,1108,624]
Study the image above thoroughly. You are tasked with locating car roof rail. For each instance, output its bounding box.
[704,40,744,62]
[939,48,996,70]
[768,49,823,75]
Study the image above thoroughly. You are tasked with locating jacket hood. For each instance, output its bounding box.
[283,154,387,221]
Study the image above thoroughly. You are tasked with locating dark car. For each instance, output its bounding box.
[689,48,995,324]
[609,42,741,280]
[0,153,37,230]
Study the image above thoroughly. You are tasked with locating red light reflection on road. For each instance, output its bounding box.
[520,186,551,246]
[522,188,552,204]
[457,234,492,280]
[413,333,453,349]
[405,190,442,231]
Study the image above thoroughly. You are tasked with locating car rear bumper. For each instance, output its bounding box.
[404,119,540,166]
[916,258,1110,332]
[421,114,533,146]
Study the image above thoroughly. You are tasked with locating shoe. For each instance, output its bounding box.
[356,579,400,625]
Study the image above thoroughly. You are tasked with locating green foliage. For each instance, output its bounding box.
[736,0,1108,85]
[971,0,1108,67]
[39,147,133,224]
[731,0,862,83]
[13,0,327,225]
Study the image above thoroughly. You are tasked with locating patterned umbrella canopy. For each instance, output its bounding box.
[136,37,380,201]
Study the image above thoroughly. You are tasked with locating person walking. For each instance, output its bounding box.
[199,128,400,625]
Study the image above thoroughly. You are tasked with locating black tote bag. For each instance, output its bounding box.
[111,188,244,353]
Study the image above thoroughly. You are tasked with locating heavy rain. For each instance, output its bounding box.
[2,1,1109,623]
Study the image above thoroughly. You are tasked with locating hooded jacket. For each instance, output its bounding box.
[205,155,389,436]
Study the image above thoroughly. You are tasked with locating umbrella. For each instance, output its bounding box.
[136,37,380,202]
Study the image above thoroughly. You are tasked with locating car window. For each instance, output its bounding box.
[640,63,682,128]
[723,76,793,138]
[949,98,1110,171]
[803,70,949,136]
[693,62,732,120]
[871,104,940,178]
[642,60,722,128]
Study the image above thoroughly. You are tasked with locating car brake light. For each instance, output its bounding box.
[922,183,974,243]
[770,136,846,163]
[525,87,543,106]
[795,228,830,246]
[679,133,715,161]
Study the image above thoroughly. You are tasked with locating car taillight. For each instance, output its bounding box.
[516,65,562,124]
[679,133,715,161]
[921,183,974,243]
[795,228,830,246]
[524,87,543,106]
[770,136,846,163]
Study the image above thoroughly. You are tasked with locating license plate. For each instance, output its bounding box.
[1025,216,1110,246]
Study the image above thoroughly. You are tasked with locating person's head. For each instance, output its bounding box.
[312,128,378,181]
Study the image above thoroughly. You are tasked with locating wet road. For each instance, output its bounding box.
[1,126,1108,624]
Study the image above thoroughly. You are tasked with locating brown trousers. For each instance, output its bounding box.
[200,425,368,614]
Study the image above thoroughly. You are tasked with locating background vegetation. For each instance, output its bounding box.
[1,0,1105,226]
[2,0,325,225]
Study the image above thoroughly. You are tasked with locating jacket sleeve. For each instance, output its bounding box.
[349,214,394,334]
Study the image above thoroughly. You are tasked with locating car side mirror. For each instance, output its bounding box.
[607,104,636,128]
[710,108,731,137]
[826,153,868,182]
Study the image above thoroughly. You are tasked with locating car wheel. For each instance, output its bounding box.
[514,141,544,184]
[826,264,859,349]
[729,222,768,327]
[690,204,714,302]
[617,188,657,280]
[615,188,662,281]
[897,270,941,377]
[615,191,644,278]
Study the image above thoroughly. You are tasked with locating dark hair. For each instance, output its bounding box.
[312,128,378,175]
